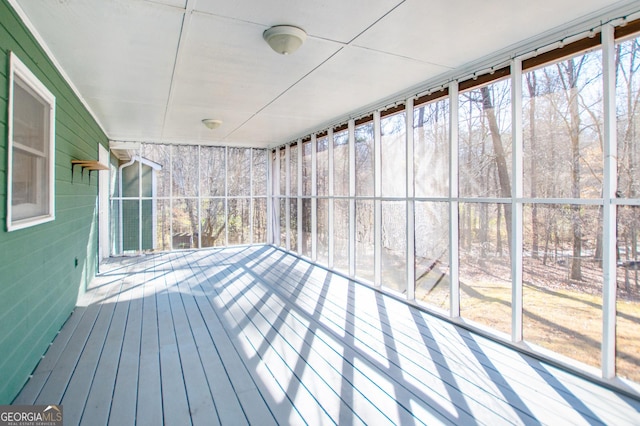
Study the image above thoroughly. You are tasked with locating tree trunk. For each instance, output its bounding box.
[564,59,583,281]
[594,205,603,265]
[480,86,512,257]
[479,122,488,260]
[480,203,488,261]
[526,73,539,259]
[464,99,473,251]
[496,197,503,255]
[195,202,201,246]
[417,105,425,128]
[542,218,551,266]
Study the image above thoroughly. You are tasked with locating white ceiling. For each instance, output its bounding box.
[13,0,640,148]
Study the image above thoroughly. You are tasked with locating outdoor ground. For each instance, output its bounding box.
[416,256,640,383]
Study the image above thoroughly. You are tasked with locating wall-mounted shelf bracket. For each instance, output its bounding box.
[71,160,109,183]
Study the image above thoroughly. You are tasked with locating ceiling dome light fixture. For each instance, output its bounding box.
[202,119,223,129]
[263,25,307,55]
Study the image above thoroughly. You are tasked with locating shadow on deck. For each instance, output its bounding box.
[13,246,640,425]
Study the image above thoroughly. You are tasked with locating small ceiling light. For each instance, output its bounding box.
[263,25,307,55]
[202,119,223,130]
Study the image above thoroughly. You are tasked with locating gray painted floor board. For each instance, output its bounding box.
[13,246,640,425]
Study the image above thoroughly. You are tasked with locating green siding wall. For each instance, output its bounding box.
[0,0,108,403]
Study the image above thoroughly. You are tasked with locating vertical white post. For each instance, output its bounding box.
[198,145,202,249]
[406,98,416,300]
[250,148,254,245]
[602,23,617,380]
[285,145,291,251]
[349,119,356,278]
[138,149,142,252]
[374,111,382,287]
[169,144,174,251]
[328,128,335,269]
[449,82,460,318]
[312,134,318,261]
[98,144,110,260]
[266,150,272,245]
[271,149,279,246]
[297,139,303,254]
[511,58,524,342]
[152,165,157,251]
[118,164,123,255]
[224,146,229,246]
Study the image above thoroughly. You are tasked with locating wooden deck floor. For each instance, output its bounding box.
[13,246,640,425]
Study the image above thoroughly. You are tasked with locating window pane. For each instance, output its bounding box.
[140,199,154,250]
[200,146,225,197]
[279,148,286,196]
[616,36,640,380]
[279,198,286,248]
[317,198,329,265]
[617,37,640,200]
[301,198,312,257]
[303,141,312,196]
[140,163,154,198]
[252,149,267,196]
[459,202,511,334]
[317,136,329,197]
[253,198,267,243]
[115,144,268,252]
[143,144,170,197]
[523,51,602,199]
[290,199,298,252]
[155,199,171,252]
[290,145,298,196]
[122,200,140,252]
[173,145,198,197]
[334,199,349,274]
[381,201,406,293]
[11,152,48,219]
[355,122,374,197]
[459,79,512,198]
[523,204,602,369]
[173,199,199,249]
[9,57,54,230]
[381,112,406,198]
[121,162,139,197]
[228,148,251,196]
[334,130,349,197]
[415,202,450,310]
[201,199,225,247]
[228,198,250,245]
[414,99,449,197]
[111,200,120,254]
[13,78,47,153]
[616,206,640,383]
[356,200,374,282]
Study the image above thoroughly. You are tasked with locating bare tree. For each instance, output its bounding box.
[481,86,512,256]
[557,57,587,280]
[616,38,640,289]
[526,73,540,258]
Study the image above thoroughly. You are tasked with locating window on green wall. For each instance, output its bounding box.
[7,52,56,231]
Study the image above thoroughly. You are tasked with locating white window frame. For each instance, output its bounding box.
[7,52,56,231]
